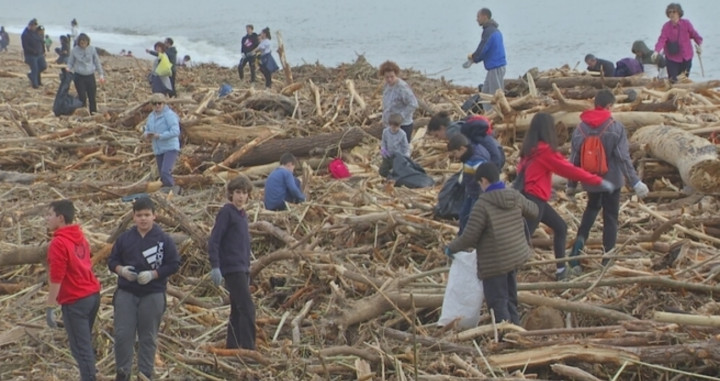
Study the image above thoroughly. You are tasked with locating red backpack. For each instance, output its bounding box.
[578,119,612,175]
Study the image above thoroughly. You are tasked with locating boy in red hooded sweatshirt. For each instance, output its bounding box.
[45,199,101,381]
[568,90,649,271]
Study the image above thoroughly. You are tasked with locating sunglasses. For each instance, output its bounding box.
[152,102,163,105]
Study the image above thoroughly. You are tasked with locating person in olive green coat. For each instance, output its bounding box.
[446,162,538,325]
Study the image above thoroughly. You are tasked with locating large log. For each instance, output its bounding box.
[505,76,659,91]
[631,124,720,194]
[495,111,698,134]
[182,123,281,145]
[233,124,384,167]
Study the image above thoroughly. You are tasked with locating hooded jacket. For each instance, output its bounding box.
[448,183,538,280]
[68,45,104,77]
[144,106,181,155]
[21,26,44,56]
[449,115,506,169]
[48,224,101,305]
[108,224,180,296]
[569,107,641,192]
[519,142,603,201]
[655,18,703,63]
[471,20,507,70]
[632,40,666,68]
[459,143,489,199]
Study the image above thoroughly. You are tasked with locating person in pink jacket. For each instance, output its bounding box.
[654,3,702,83]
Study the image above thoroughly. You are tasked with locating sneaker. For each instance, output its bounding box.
[556,267,569,281]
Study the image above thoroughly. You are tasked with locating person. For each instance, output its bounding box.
[584,54,615,77]
[632,40,667,78]
[208,175,257,350]
[379,113,410,178]
[256,27,278,89]
[654,3,703,83]
[178,55,193,68]
[517,113,612,281]
[446,163,538,325]
[264,152,306,211]
[568,90,650,271]
[147,41,173,96]
[44,33,52,52]
[447,133,490,234]
[238,24,259,82]
[466,8,507,113]
[108,197,180,380]
[71,18,79,46]
[67,33,105,114]
[613,57,644,77]
[427,111,505,169]
[21,18,47,89]
[126,50,134,57]
[45,199,101,381]
[0,26,9,52]
[55,35,71,64]
[143,93,181,193]
[163,38,178,97]
[380,60,418,143]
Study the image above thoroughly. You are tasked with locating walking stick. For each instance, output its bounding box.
[695,44,705,77]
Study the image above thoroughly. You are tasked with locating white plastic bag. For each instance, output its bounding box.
[438,250,484,329]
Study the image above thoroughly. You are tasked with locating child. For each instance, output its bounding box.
[45,199,101,381]
[428,111,505,169]
[517,113,612,280]
[568,90,649,270]
[447,133,489,234]
[108,197,180,381]
[264,152,306,211]
[446,163,538,325]
[379,113,410,178]
[208,175,256,349]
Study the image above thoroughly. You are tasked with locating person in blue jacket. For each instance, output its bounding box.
[465,8,506,112]
[264,152,306,211]
[208,175,256,349]
[143,93,181,194]
[108,197,180,381]
[447,133,489,234]
[428,111,505,170]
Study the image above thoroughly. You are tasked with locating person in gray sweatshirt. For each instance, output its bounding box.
[67,33,105,114]
[379,113,410,177]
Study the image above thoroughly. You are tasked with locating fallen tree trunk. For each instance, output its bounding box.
[496,111,695,134]
[631,124,720,194]
[182,123,281,145]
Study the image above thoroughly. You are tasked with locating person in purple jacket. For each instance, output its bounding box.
[654,3,702,83]
[208,175,256,350]
[264,152,306,211]
[108,197,180,381]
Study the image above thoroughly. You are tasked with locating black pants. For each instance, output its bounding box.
[73,73,97,113]
[238,55,256,82]
[571,189,620,264]
[62,292,100,381]
[666,59,692,83]
[524,193,567,270]
[259,64,272,89]
[482,269,519,325]
[169,68,177,97]
[224,272,256,349]
[401,123,413,143]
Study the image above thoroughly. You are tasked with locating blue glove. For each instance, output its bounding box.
[45,307,57,328]
[210,268,223,286]
[444,246,455,260]
[599,179,614,193]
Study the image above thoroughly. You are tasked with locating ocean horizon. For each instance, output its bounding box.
[2,0,717,86]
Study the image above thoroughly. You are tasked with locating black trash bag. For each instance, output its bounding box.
[53,69,83,116]
[434,172,464,220]
[389,155,435,189]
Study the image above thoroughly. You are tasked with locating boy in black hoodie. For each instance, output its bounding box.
[108,197,180,381]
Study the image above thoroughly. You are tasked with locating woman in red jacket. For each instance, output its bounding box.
[518,113,611,280]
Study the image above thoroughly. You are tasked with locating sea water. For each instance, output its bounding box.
[2,0,717,86]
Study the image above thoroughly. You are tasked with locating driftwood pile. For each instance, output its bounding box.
[0,44,720,380]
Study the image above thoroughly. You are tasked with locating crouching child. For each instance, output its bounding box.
[379,113,410,177]
[445,163,538,325]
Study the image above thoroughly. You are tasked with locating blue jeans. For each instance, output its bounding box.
[24,54,47,88]
[458,195,478,235]
[155,150,178,187]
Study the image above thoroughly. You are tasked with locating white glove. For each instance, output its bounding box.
[633,181,650,199]
[462,59,473,69]
[137,270,156,285]
[651,52,659,61]
[210,268,223,286]
[695,45,702,55]
[599,179,614,193]
[117,266,137,282]
[45,307,58,328]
